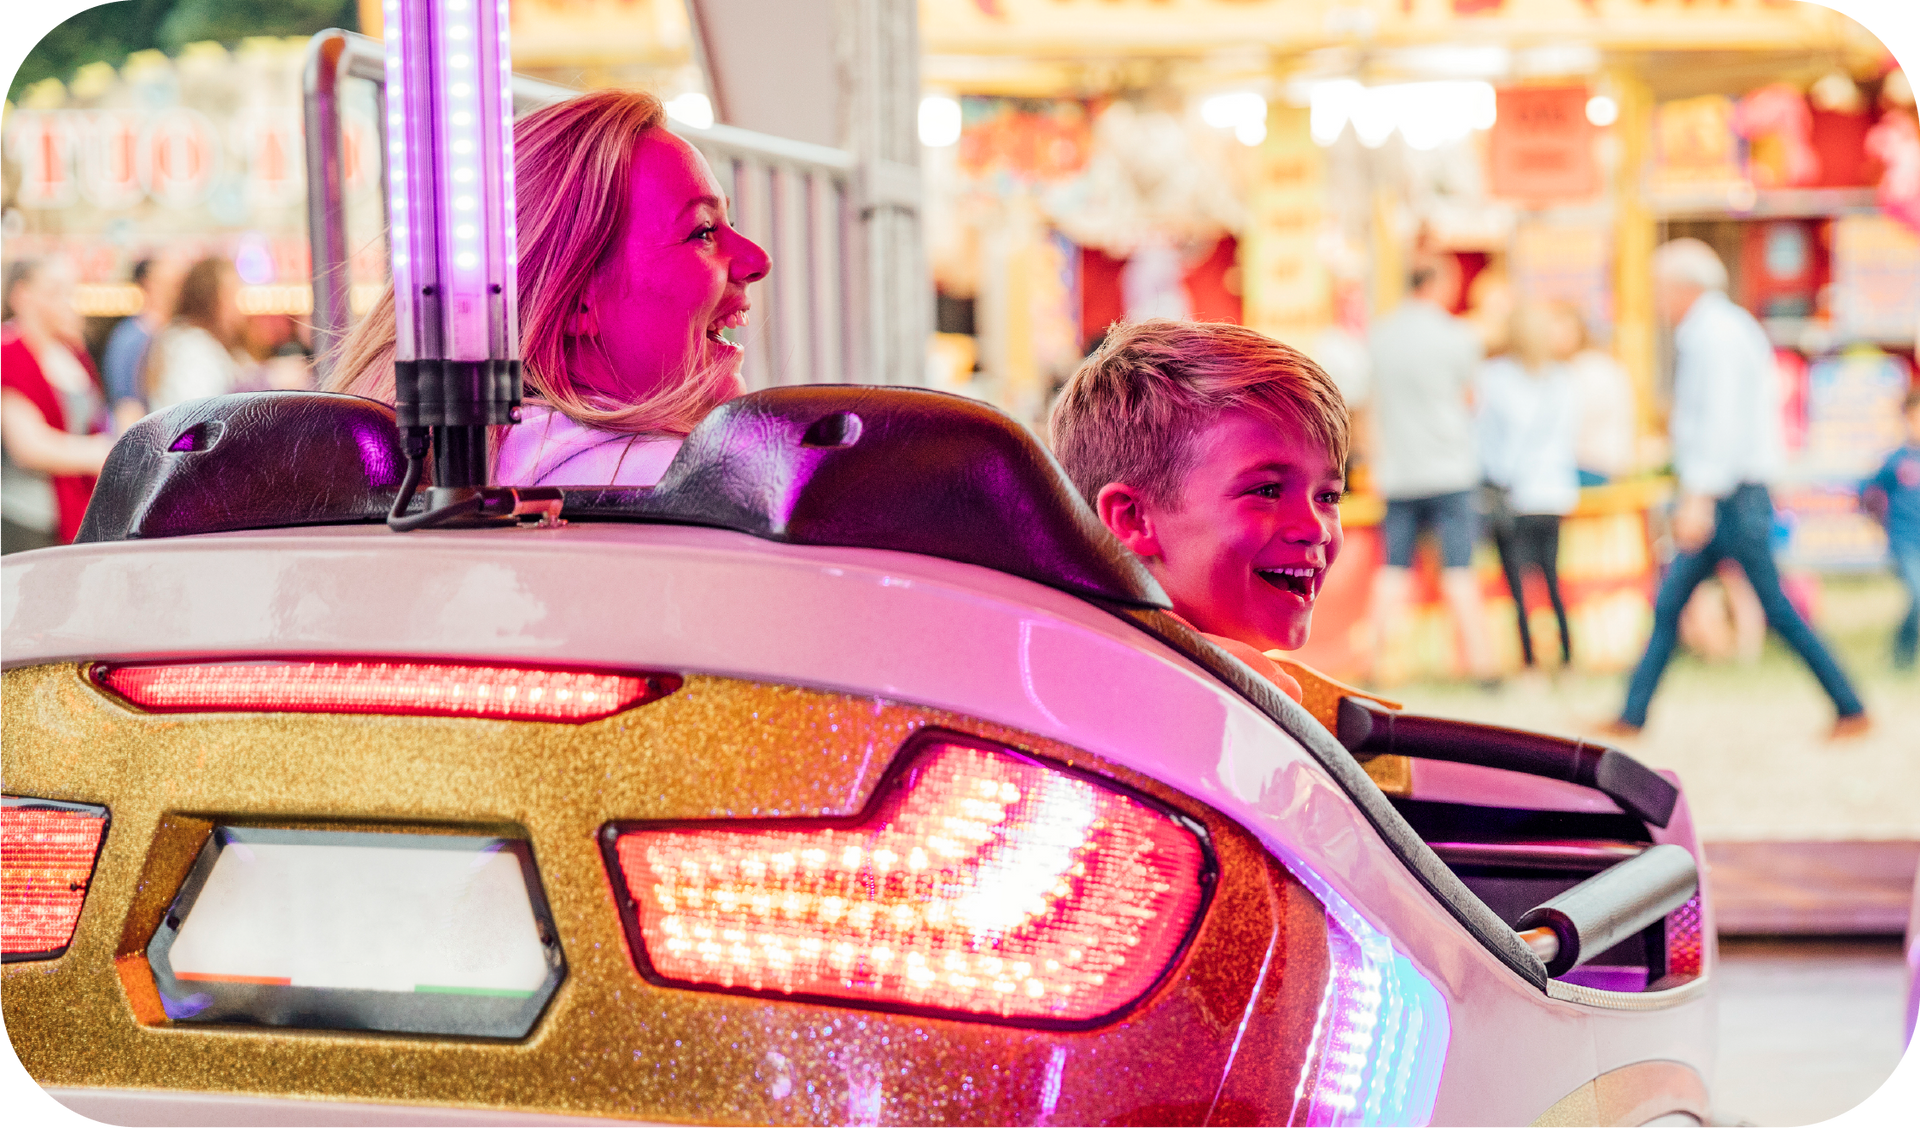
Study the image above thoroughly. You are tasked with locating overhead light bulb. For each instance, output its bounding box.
[919,95,962,148]
[666,92,715,130]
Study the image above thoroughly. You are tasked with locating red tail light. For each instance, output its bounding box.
[603,733,1212,1026]
[3,797,110,962]
[93,660,678,723]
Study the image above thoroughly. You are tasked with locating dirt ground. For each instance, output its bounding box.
[1381,573,1920,842]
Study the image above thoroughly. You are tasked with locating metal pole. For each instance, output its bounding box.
[303,30,351,379]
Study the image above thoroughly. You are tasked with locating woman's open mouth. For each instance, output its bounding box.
[707,308,748,352]
[1257,565,1322,601]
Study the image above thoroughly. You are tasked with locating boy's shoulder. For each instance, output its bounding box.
[1267,657,1400,733]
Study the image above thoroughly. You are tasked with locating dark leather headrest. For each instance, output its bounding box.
[75,393,406,543]
[569,385,1169,607]
[74,385,1167,609]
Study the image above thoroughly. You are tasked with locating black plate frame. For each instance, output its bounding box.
[146,826,566,1039]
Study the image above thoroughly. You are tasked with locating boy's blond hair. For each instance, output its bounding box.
[1049,319,1349,509]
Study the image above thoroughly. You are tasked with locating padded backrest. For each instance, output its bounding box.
[74,386,1167,609]
[565,385,1169,607]
[75,392,407,544]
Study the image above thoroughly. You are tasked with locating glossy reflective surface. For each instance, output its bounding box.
[4,664,1326,1125]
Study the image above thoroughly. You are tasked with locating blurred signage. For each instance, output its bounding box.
[1650,95,1744,193]
[1831,214,1920,344]
[1242,105,1328,344]
[1777,348,1910,571]
[1511,224,1612,334]
[7,112,78,208]
[958,97,1092,182]
[137,109,220,208]
[1489,86,1596,202]
[1,39,383,289]
[1798,349,1911,479]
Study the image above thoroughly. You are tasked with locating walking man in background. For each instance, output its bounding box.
[1366,258,1498,685]
[1608,239,1870,739]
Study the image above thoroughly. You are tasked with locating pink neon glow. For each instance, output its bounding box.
[2,803,107,958]
[95,661,674,723]
[612,741,1207,1022]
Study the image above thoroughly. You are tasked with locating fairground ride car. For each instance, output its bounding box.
[0,385,1719,1127]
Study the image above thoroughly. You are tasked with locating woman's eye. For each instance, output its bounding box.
[690,225,718,243]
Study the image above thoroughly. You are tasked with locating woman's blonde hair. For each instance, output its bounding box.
[328,89,734,436]
[1507,299,1558,374]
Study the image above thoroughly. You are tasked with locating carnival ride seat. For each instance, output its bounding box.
[74,385,1696,988]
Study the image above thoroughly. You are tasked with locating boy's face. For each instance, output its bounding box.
[1099,408,1345,651]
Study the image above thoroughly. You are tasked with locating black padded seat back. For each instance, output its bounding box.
[75,392,406,544]
[567,385,1169,608]
[73,386,1166,609]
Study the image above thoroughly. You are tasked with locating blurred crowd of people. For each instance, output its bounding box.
[1346,236,1898,735]
[1355,252,1638,685]
[0,254,315,553]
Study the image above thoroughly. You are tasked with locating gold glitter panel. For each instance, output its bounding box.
[4,663,1329,1125]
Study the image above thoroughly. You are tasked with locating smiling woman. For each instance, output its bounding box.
[327,89,771,487]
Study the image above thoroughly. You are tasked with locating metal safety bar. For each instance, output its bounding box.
[304,28,870,390]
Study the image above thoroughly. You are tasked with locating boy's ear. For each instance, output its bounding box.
[1095,482,1162,561]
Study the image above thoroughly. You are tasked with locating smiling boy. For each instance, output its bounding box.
[1049,319,1349,702]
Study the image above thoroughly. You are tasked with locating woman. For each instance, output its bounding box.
[1477,299,1581,670]
[329,89,770,486]
[146,256,247,413]
[1,258,114,552]
[1548,300,1636,485]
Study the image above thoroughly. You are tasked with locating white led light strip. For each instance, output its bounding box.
[383,0,518,365]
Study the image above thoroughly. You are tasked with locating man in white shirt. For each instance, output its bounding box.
[1608,239,1868,738]
[1366,261,1497,684]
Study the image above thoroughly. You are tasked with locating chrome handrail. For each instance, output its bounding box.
[304,28,871,389]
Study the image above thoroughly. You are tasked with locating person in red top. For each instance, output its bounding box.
[2,258,114,552]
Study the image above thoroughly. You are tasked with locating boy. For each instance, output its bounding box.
[1049,319,1349,703]
[1861,388,1920,669]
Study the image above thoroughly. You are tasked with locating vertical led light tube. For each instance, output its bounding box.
[384,0,520,492]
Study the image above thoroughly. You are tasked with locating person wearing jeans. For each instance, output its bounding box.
[1610,240,1870,738]
[1366,260,1498,684]
[1862,388,1920,669]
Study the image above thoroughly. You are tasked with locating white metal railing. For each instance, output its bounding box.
[304,28,874,391]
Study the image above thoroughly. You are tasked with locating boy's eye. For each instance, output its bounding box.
[1250,484,1282,499]
[1318,488,1347,505]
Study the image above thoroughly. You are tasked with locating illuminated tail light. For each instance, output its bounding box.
[93,660,678,723]
[603,733,1213,1026]
[1666,891,1704,979]
[2,797,110,962]
[1290,891,1451,1127]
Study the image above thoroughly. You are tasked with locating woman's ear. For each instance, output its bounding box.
[1095,482,1162,562]
[566,297,599,339]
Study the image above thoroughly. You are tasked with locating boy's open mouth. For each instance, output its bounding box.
[1257,565,1321,600]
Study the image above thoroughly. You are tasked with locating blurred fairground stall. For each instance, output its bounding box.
[915,0,1918,682]
[5,0,1917,683]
